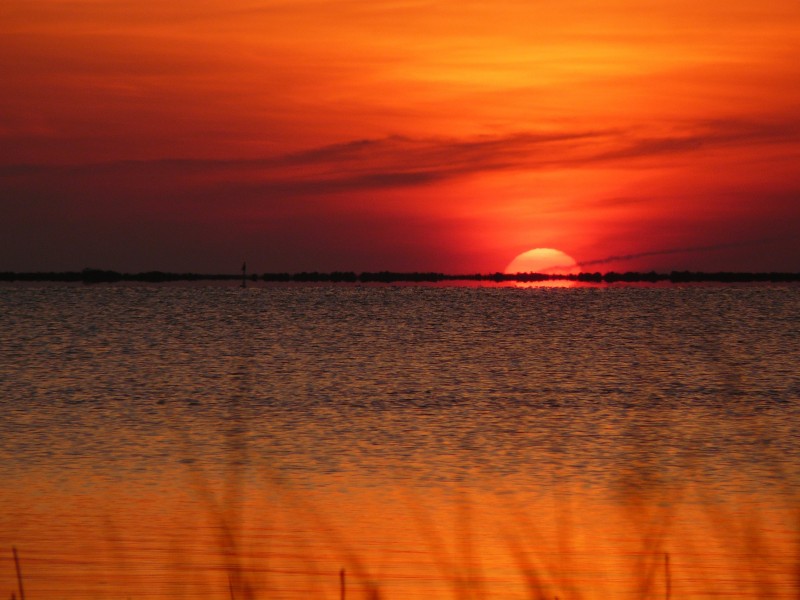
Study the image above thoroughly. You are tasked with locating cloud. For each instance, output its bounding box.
[590,119,800,164]
[569,239,781,271]
[6,117,797,197]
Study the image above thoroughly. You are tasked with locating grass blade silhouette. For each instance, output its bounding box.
[12,547,25,600]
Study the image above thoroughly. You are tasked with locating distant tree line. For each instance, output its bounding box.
[0,268,249,283]
[2,268,800,284]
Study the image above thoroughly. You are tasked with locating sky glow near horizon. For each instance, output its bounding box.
[2,0,800,273]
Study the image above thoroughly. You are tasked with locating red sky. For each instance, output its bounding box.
[2,0,800,273]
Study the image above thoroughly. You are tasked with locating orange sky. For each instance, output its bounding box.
[2,0,800,272]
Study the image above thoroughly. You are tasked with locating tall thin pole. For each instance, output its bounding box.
[12,547,25,600]
[340,568,345,600]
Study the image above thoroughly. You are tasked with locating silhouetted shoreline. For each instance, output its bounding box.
[2,268,800,284]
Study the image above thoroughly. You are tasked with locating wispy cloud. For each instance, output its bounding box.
[5,118,797,196]
[569,239,780,271]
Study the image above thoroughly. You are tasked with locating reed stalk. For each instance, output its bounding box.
[12,547,25,600]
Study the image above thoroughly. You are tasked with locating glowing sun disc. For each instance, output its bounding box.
[505,248,580,275]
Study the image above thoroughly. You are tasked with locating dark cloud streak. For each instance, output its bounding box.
[6,117,797,191]
[567,238,779,270]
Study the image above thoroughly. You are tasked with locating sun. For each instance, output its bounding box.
[504,248,580,275]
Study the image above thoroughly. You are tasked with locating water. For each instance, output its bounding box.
[1,284,799,599]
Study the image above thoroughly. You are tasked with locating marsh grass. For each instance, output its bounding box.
[158,467,798,600]
[5,441,799,600]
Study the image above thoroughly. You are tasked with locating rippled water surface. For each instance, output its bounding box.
[2,285,799,599]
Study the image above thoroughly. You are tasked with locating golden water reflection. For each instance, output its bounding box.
[2,463,798,599]
[2,286,799,599]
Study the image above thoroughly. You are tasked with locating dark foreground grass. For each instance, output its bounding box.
[191,478,799,600]
[6,491,800,600]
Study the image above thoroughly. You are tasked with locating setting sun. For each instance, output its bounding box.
[505,248,580,275]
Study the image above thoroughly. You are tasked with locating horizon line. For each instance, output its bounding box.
[2,268,800,284]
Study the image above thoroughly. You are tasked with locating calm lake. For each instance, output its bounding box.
[2,284,799,599]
